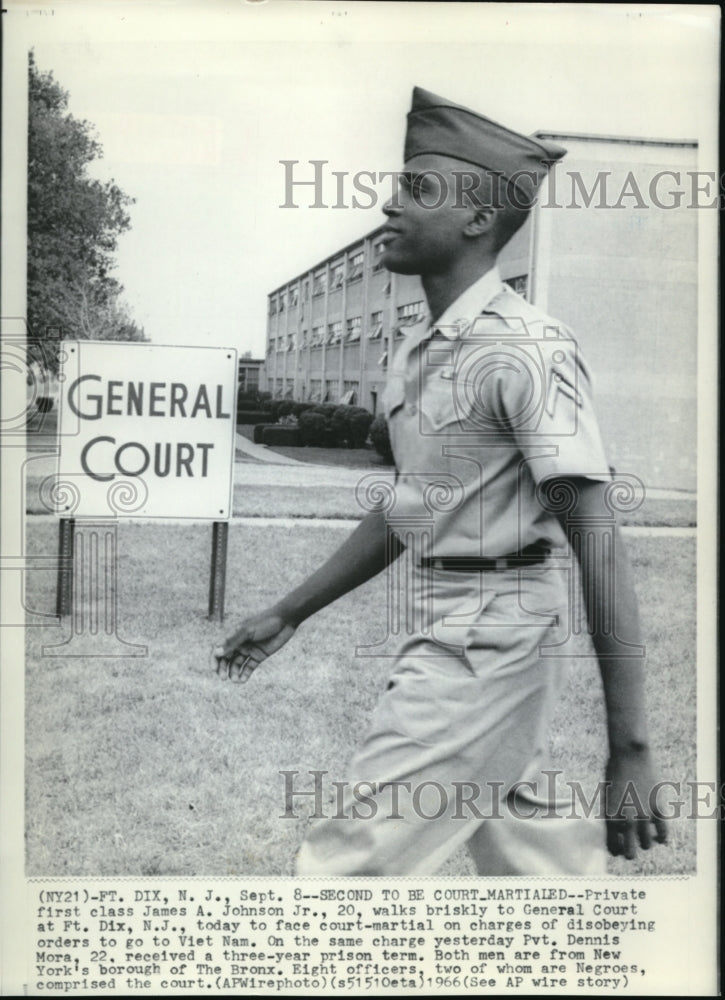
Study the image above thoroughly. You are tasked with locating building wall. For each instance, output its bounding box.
[264,135,697,489]
[531,136,697,490]
[238,358,266,393]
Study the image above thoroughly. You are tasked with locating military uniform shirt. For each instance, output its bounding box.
[382,266,612,559]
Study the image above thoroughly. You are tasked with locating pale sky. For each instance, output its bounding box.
[4,2,720,356]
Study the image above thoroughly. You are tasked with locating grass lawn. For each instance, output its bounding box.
[24,455,695,525]
[24,520,696,877]
[23,412,695,523]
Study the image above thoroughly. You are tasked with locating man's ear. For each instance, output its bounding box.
[463,205,497,239]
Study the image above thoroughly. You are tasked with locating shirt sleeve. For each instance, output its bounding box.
[492,335,612,484]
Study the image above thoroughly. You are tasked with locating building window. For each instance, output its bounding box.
[397,300,425,327]
[300,329,308,348]
[279,292,286,312]
[341,380,359,405]
[347,250,364,281]
[311,325,324,347]
[372,240,386,272]
[346,316,362,342]
[394,300,424,336]
[269,297,277,316]
[327,320,342,345]
[309,378,322,402]
[312,270,327,296]
[504,274,528,299]
[290,287,299,307]
[286,331,297,352]
[368,310,384,340]
[330,262,345,289]
[324,379,338,403]
[302,279,310,301]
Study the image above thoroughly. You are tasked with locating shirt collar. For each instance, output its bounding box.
[432,265,505,340]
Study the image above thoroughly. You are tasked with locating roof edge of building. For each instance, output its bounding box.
[534,130,698,149]
[269,223,388,298]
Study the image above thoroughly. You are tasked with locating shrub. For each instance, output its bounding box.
[346,406,374,448]
[330,406,349,447]
[262,425,301,447]
[277,399,296,419]
[268,399,290,422]
[237,410,269,425]
[370,414,394,462]
[326,404,374,448]
[260,400,375,449]
[315,403,339,419]
[298,410,328,447]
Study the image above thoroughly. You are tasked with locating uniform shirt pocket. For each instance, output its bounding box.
[422,367,473,431]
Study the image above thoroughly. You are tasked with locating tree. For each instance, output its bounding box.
[27,51,147,370]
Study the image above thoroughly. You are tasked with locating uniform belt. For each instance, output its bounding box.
[420,541,551,572]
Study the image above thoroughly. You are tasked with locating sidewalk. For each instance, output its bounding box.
[235,430,303,466]
[234,432,394,488]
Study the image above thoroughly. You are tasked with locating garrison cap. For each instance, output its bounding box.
[404,86,567,207]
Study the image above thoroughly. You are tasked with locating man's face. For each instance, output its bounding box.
[380,154,484,276]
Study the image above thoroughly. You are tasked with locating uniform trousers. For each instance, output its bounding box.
[295,560,606,876]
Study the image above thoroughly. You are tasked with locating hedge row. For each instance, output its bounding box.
[238,392,393,459]
[240,397,374,450]
[262,426,301,447]
[253,423,279,444]
[297,404,373,449]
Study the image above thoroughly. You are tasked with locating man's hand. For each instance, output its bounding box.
[605,749,668,859]
[212,609,296,683]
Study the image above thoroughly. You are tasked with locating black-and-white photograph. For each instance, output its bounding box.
[1,2,719,996]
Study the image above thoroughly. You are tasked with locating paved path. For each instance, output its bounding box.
[235,434,392,488]
[235,431,303,466]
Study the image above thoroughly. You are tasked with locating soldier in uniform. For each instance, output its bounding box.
[214,87,667,875]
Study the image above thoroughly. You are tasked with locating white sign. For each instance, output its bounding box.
[56,341,238,519]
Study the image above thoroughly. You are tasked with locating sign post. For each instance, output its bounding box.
[55,517,74,618]
[208,521,229,621]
